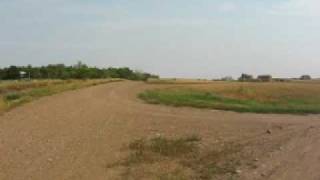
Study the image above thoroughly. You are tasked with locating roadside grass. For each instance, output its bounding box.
[139,82,320,114]
[108,135,243,180]
[0,79,121,113]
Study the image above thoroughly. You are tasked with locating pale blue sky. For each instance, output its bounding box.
[1,0,319,78]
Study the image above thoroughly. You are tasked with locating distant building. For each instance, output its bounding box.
[258,75,272,82]
[19,71,27,78]
[239,74,254,81]
[300,75,312,80]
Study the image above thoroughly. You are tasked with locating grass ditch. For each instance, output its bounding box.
[139,88,320,114]
[0,79,121,113]
[107,135,243,180]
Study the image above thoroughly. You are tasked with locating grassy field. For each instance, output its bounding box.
[140,80,320,114]
[0,79,121,113]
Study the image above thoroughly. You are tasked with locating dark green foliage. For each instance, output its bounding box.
[0,62,158,81]
[4,66,20,79]
[4,92,22,101]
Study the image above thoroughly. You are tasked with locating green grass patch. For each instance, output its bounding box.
[139,88,320,114]
[4,92,22,101]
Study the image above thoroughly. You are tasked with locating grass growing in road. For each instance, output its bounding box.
[0,79,121,113]
[108,135,242,180]
[139,81,320,114]
[128,135,201,161]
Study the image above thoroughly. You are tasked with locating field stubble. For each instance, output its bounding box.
[140,80,320,114]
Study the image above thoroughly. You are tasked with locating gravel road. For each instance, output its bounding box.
[1,81,320,180]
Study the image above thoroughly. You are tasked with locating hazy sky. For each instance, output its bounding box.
[1,0,319,78]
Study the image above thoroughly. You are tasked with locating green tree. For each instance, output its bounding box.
[5,66,20,79]
[0,63,158,81]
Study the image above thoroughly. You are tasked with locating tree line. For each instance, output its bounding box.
[0,62,159,81]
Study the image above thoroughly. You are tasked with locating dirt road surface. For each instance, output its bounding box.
[1,81,320,180]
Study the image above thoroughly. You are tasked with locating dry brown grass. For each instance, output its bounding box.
[147,78,212,85]
[0,79,121,113]
[142,80,320,114]
[107,135,243,180]
[187,81,320,103]
[0,80,67,94]
[148,79,320,103]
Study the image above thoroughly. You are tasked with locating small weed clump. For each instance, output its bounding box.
[125,135,200,166]
[109,135,242,180]
[148,135,200,157]
[4,92,22,101]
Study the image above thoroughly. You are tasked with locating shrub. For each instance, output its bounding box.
[4,92,22,101]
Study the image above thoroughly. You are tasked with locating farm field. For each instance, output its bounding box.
[0,80,320,180]
[140,80,320,114]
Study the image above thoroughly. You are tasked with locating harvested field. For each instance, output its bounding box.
[0,81,320,180]
[140,80,320,114]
